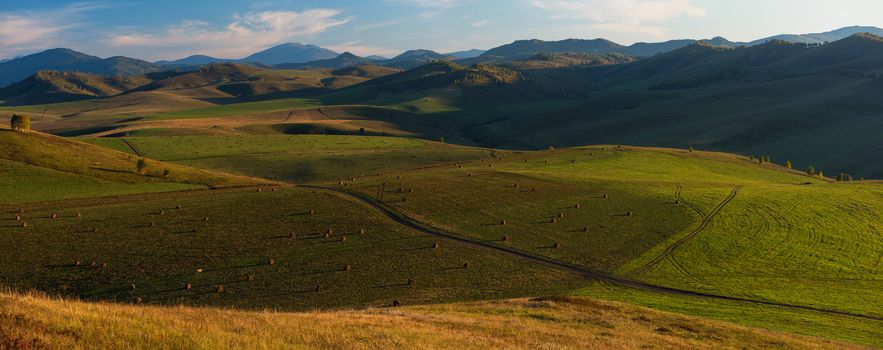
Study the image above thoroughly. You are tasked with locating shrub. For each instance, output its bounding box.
[807,166,815,176]
[10,114,30,132]
[136,158,148,175]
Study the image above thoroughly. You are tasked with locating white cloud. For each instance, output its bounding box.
[0,2,108,58]
[401,0,460,9]
[106,9,353,59]
[472,20,492,27]
[532,0,705,39]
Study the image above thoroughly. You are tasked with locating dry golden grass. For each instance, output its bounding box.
[0,292,866,350]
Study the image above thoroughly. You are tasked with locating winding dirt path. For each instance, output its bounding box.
[632,186,741,274]
[300,185,882,322]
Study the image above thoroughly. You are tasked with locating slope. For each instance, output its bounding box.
[1,292,864,349]
[0,129,270,203]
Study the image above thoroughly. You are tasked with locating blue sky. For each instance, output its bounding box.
[3,0,883,60]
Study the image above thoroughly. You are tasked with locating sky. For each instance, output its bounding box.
[2,0,883,61]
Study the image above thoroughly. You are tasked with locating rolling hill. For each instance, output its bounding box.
[0,71,151,105]
[0,48,162,86]
[274,52,375,69]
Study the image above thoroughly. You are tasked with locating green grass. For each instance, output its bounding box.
[629,183,883,318]
[576,282,883,347]
[85,135,493,183]
[0,158,198,204]
[334,145,881,344]
[145,98,321,120]
[0,130,269,186]
[0,187,583,311]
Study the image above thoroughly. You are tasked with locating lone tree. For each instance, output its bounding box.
[10,114,30,132]
[136,158,148,175]
[807,166,815,176]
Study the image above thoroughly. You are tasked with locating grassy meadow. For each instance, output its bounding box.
[4,292,868,350]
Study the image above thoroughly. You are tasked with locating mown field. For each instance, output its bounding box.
[4,130,882,347]
[0,187,583,311]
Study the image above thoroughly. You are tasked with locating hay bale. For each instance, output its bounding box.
[500,220,506,225]
[345,264,352,272]
[553,242,561,249]
[575,204,581,209]
[359,228,366,234]
[92,228,98,233]
[550,218,557,224]
[315,285,322,292]
[101,262,107,268]
[175,205,181,210]
[503,235,510,242]
[159,210,165,215]
[393,299,401,307]
[324,233,331,239]
[558,213,565,219]
[135,297,143,304]
[14,215,20,221]
[21,222,27,228]
[247,275,256,281]
[583,227,589,232]
[51,213,57,219]
[327,228,334,235]
[75,212,81,218]
[74,260,81,266]
[216,285,225,293]
[90,261,96,267]
[433,242,440,249]
[185,283,192,290]
[463,262,470,269]
[603,194,609,199]
[627,211,633,217]
[467,173,472,177]
[191,229,197,233]
[129,284,136,291]
[340,236,347,242]
[203,217,209,222]
[19,208,25,213]
[407,278,415,286]
[309,210,316,215]
[268,258,276,265]
[257,188,262,192]
[147,222,154,227]
[408,189,413,193]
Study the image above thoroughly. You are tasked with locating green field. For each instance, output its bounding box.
[3,130,882,347]
[0,187,583,311]
[144,98,322,120]
[85,135,493,182]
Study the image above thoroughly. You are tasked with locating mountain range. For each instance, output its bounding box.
[3,26,880,87]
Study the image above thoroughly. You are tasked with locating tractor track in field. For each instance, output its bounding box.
[675,184,706,218]
[121,138,144,157]
[632,186,741,275]
[300,184,883,322]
